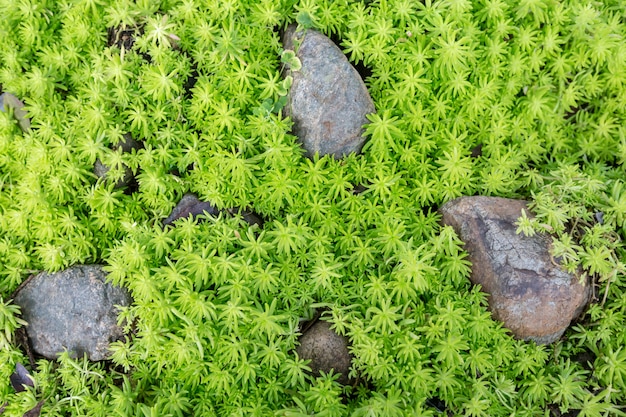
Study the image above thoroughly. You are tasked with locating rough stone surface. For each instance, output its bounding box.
[282,25,375,159]
[296,320,353,384]
[439,196,590,344]
[13,265,131,360]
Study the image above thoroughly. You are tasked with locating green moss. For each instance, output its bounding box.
[1,0,626,415]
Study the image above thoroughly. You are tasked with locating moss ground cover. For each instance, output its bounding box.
[0,0,625,415]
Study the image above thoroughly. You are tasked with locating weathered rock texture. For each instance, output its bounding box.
[296,320,353,384]
[440,196,590,344]
[14,265,131,360]
[282,25,375,159]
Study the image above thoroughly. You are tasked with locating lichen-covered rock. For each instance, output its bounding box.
[296,320,353,384]
[13,265,131,360]
[0,92,31,132]
[440,196,590,344]
[282,25,375,159]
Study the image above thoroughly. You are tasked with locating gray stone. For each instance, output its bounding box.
[296,320,353,384]
[282,25,375,158]
[13,265,131,360]
[440,196,590,344]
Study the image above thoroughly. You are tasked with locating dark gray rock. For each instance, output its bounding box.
[296,320,353,384]
[0,92,31,132]
[282,25,375,159]
[440,196,590,344]
[13,265,131,360]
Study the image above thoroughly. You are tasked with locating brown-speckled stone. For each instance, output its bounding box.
[439,196,590,344]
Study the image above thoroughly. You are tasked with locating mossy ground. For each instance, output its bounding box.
[0,0,625,415]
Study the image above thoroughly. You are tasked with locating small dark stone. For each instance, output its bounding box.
[282,25,375,159]
[10,363,33,393]
[114,134,142,153]
[439,196,591,344]
[163,193,220,226]
[164,194,264,228]
[296,320,353,385]
[240,211,263,227]
[23,400,44,417]
[226,207,264,227]
[13,265,131,361]
[470,144,483,158]
[93,160,135,189]
[94,133,142,189]
[351,184,367,195]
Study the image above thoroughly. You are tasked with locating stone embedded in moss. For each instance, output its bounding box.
[440,196,591,344]
[282,25,375,159]
[163,193,220,226]
[9,363,34,393]
[296,320,353,385]
[164,193,264,227]
[93,133,143,189]
[225,207,264,227]
[13,265,131,361]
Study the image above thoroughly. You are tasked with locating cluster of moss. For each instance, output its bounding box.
[0,0,625,415]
